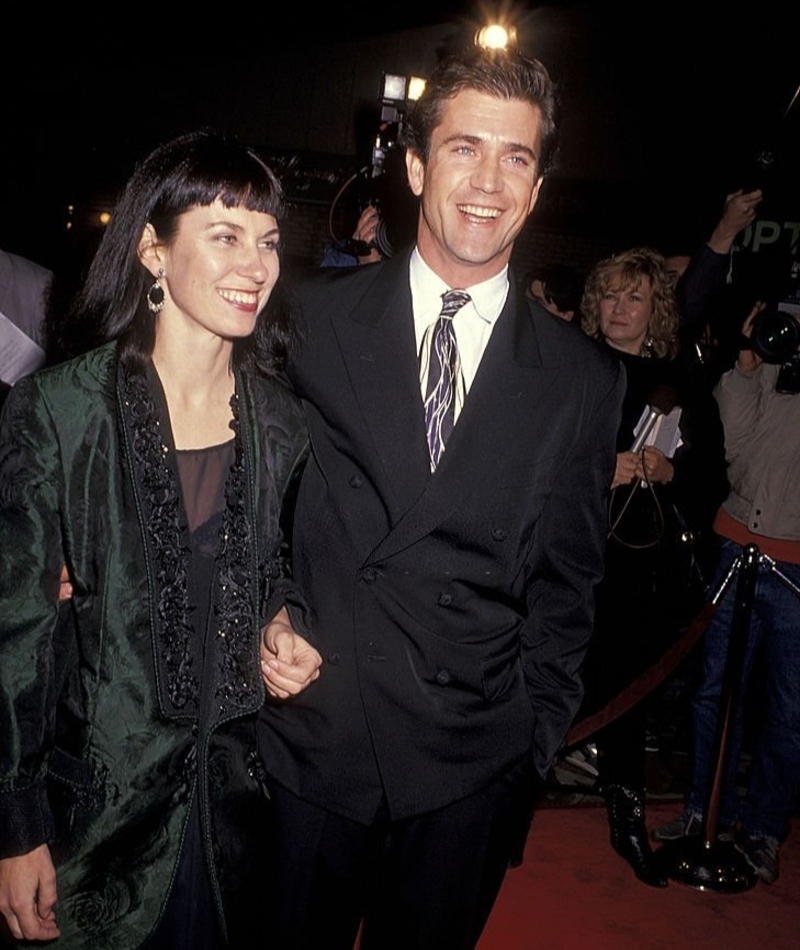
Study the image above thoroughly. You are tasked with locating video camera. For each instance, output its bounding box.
[354,72,424,258]
[743,305,800,394]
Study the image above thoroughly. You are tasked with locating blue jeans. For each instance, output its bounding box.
[687,539,800,840]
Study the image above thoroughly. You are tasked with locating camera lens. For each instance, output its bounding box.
[751,309,800,364]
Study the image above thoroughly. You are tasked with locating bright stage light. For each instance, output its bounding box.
[475,23,517,51]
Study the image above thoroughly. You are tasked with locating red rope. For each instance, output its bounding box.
[565,601,717,747]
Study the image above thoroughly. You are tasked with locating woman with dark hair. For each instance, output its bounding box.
[575,247,728,886]
[0,130,321,948]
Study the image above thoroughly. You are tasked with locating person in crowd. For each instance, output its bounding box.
[319,204,385,267]
[523,261,584,322]
[0,248,53,390]
[668,187,763,382]
[0,130,322,949]
[256,45,625,950]
[653,303,800,886]
[0,248,52,351]
[576,247,728,886]
[667,187,762,314]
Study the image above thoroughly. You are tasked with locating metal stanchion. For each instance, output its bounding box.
[658,544,760,892]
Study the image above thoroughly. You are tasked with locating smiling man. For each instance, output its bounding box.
[258,46,625,950]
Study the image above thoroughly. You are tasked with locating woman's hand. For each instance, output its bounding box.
[0,845,60,941]
[635,445,674,484]
[611,447,674,490]
[58,563,73,601]
[611,451,639,489]
[260,607,322,700]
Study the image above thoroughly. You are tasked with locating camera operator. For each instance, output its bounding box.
[666,188,763,386]
[352,205,384,263]
[319,204,385,268]
[654,301,800,885]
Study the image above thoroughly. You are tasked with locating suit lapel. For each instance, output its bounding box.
[369,282,560,563]
[331,253,432,520]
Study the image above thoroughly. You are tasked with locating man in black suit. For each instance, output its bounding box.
[258,45,625,950]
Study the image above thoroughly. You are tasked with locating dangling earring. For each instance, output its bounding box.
[147,268,165,314]
[641,335,655,358]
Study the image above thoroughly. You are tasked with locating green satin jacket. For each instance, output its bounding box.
[0,343,308,948]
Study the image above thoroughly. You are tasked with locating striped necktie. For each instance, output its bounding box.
[422,289,471,470]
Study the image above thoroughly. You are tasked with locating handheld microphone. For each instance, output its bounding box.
[629,385,677,454]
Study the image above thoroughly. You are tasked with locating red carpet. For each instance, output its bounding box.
[478,802,799,950]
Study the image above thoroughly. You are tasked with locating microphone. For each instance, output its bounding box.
[629,385,677,454]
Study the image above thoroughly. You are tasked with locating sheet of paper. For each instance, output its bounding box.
[632,404,682,458]
[649,406,682,457]
[632,404,683,487]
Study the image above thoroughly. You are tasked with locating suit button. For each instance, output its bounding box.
[435,669,452,686]
[491,528,508,542]
[361,568,378,584]
[350,474,364,488]
[328,652,340,665]
[438,593,453,607]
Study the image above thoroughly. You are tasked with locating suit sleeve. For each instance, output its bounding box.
[0,377,63,858]
[675,243,729,336]
[261,442,315,639]
[253,378,316,640]
[521,357,625,777]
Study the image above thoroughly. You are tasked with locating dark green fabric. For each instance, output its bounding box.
[0,343,308,948]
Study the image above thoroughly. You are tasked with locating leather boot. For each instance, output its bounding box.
[603,783,668,887]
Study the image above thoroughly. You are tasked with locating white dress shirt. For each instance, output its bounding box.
[410,247,509,426]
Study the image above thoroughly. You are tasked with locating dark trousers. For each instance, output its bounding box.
[263,759,534,950]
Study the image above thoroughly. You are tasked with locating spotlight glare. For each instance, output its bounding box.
[475,23,517,51]
[381,73,408,102]
[407,76,426,101]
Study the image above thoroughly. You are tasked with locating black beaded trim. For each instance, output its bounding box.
[121,366,198,712]
[213,392,261,715]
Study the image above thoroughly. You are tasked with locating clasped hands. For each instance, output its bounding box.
[612,446,674,490]
[56,573,321,701]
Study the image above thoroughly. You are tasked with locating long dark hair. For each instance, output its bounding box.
[61,129,296,375]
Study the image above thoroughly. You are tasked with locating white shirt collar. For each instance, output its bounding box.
[409,247,509,327]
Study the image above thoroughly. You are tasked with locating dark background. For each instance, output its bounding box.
[3,2,799,286]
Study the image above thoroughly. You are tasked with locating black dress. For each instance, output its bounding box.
[146,439,234,950]
[579,347,728,789]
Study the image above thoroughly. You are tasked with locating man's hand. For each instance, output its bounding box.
[260,607,322,700]
[0,845,60,942]
[737,301,767,374]
[708,188,763,254]
[353,206,383,264]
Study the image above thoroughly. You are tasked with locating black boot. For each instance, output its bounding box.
[603,783,668,887]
